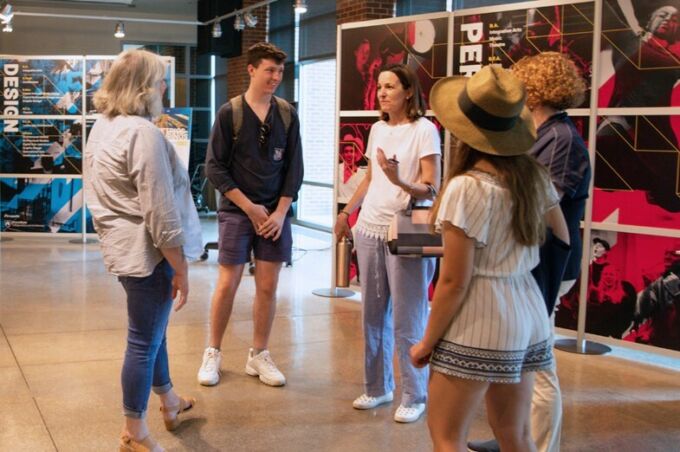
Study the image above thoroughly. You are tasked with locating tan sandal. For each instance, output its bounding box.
[119,434,164,452]
[160,395,196,431]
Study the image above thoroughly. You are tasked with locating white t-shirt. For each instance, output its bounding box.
[357,117,441,239]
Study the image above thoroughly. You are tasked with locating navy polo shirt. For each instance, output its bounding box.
[205,96,304,215]
[531,112,591,280]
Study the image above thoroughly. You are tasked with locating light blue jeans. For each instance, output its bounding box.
[355,230,435,406]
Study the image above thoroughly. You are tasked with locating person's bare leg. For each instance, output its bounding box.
[428,371,488,452]
[486,372,537,452]
[252,260,283,349]
[209,263,245,348]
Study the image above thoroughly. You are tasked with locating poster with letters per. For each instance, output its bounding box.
[452,2,594,107]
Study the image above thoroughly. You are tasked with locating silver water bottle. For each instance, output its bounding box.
[336,237,353,288]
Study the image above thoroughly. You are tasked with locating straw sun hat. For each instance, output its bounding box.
[430,65,536,156]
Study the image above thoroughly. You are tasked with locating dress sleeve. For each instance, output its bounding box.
[546,179,561,212]
[435,175,491,247]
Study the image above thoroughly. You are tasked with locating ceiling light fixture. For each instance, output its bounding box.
[243,11,257,28]
[0,3,13,23]
[211,20,222,38]
[233,14,245,31]
[293,0,307,14]
[114,21,125,38]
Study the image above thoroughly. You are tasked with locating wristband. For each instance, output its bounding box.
[339,210,351,217]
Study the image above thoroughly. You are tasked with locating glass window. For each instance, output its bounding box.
[190,79,212,106]
[297,185,334,228]
[397,0,447,16]
[299,59,336,185]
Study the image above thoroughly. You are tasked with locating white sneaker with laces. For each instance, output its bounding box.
[352,391,394,410]
[197,347,222,386]
[394,403,426,423]
[245,348,286,386]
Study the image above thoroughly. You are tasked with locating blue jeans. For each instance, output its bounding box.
[355,231,435,406]
[119,259,174,418]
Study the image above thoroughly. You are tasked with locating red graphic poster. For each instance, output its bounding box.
[452,2,594,108]
[556,231,680,352]
[599,0,680,109]
[594,115,680,225]
[340,16,449,111]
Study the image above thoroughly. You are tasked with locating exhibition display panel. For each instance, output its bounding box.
[336,0,680,356]
[0,55,178,235]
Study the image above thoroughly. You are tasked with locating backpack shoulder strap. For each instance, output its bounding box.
[273,95,293,132]
[228,95,244,141]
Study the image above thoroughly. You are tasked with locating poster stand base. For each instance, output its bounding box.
[312,288,354,298]
[554,338,611,355]
[69,238,98,244]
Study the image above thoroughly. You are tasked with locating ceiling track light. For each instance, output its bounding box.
[233,14,245,31]
[211,20,222,38]
[294,0,307,14]
[114,21,125,38]
[243,11,257,28]
[0,3,13,23]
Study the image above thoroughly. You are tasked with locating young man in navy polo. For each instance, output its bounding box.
[200,42,303,387]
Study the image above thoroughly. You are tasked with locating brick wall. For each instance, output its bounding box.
[337,0,396,25]
[226,0,270,98]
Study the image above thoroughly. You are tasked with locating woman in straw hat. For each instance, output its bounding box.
[334,63,441,423]
[85,49,201,451]
[409,65,569,451]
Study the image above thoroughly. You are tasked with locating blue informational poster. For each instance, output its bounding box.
[0,118,82,174]
[0,58,84,115]
[0,177,93,233]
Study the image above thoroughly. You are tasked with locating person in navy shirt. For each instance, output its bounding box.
[469,52,591,452]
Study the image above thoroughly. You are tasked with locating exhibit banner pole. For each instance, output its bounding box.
[313,23,353,299]
[554,0,611,356]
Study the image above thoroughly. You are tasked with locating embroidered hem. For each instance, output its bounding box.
[430,338,553,383]
[356,221,390,241]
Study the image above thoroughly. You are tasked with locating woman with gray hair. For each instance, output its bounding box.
[85,49,202,451]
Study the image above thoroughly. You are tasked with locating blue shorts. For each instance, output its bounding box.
[217,211,292,265]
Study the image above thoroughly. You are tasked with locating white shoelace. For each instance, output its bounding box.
[203,350,219,372]
[260,352,279,372]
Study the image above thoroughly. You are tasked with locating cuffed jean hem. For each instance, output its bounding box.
[151,382,173,395]
[123,407,146,419]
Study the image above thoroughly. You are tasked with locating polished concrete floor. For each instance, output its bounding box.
[1,223,680,451]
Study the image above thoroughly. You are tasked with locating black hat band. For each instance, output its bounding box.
[458,88,519,132]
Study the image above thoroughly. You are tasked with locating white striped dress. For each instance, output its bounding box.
[431,170,558,383]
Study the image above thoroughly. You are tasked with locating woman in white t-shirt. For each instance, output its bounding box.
[334,64,441,423]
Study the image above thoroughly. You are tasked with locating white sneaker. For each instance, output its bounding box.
[197,347,222,386]
[394,403,426,423]
[245,348,286,386]
[352,391,394,410]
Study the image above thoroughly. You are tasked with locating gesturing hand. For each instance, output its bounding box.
[376,147,401,186]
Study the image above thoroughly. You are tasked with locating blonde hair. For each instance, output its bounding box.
[431,141,552,246]
[511,52,587,110]
[93,49,166,118]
